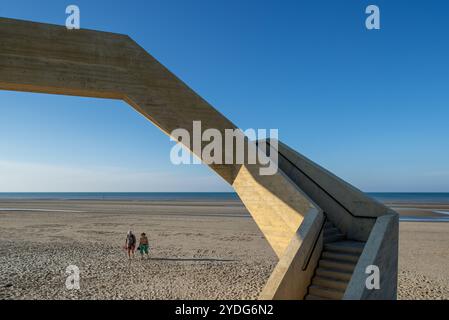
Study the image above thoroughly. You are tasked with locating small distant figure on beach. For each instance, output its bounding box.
[138,232,150,259]
[125,230,136,259]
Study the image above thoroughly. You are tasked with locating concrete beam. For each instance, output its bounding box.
[0,17,319,258]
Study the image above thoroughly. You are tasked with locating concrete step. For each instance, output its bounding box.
[323,220,345,239]
[321,251,360,263]
[324,227,340,237]
[324,241,365,255]
[304,294,328,300]
[315,267,353,282]
[323,233,345,243]
[309,285,344,300]
[319,259,356,272]
[304,233,365,300]
[324,220,335,229]
[312,276,349,291]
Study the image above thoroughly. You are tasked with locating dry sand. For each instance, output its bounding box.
[398,221,449,299]
[0,200,277,300]
[0,199,448,300]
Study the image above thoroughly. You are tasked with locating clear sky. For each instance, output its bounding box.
[1,0,448,192]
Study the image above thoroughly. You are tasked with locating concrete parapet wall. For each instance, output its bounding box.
[271,141,390,241]
[343,213,399,300]
[259,208,324,300]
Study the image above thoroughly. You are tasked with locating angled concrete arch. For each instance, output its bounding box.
[0,17,398,300]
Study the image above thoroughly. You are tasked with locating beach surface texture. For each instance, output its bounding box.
[0,198,448,300]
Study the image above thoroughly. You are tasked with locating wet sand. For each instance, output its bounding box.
[0,199,448,300]
[388,202,449,218]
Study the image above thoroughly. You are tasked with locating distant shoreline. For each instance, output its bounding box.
[1,192,449,203]
[1,193,449,222]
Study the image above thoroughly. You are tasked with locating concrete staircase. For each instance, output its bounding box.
[304,220,366,300]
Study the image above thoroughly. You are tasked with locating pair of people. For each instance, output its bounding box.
[125,230,149,259]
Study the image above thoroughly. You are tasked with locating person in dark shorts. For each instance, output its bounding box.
[138,232,150,259]
[125,230,136,259]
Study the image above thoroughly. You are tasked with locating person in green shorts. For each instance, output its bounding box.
[138,232,150,258]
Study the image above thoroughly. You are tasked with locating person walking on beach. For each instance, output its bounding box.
[138,232,150,259]
[125,230,136,259]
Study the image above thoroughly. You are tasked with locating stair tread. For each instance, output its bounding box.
[324,231,344,236]
[324,241,365,253]
[322,251,360,263]
[325,240,365,248]
[305,294,328,300]
[304,221,364,301]
[315,267,353,282]
[322,250,360,257]
[324,234,345,243]
[320,258,356,265]
[309,285,344,299]
[319,259,356,272]
[316,267,353,275]
[324,227,339,233]
[313,275,349,284]
[310,284,344,293]
[312,276,348,291]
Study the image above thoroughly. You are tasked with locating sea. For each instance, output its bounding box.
[369,192,449,204]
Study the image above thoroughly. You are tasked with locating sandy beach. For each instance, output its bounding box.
[0,199,448,300]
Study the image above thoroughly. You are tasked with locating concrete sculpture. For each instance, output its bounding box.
[0,17,398,299]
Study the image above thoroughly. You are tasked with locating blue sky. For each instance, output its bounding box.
[1,0,448,192]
